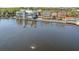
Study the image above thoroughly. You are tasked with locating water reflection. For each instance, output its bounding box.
[0,18,79,51]
[16,19,66,29]
[16,19,37,28]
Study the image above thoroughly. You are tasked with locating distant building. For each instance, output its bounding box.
[57,10,67,20]
[41,11,51,19]
[16,9,38,19]
[51,12,58,19]
[16,9,26,19]
[42,11,51,17]
[41,10,67,20]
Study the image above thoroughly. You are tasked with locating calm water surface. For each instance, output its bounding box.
[0,18,79,51]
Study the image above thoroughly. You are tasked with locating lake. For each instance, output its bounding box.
[0,18,79,51]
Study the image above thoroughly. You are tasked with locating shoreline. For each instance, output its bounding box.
[16,18,79,26]
[0,17,79,26]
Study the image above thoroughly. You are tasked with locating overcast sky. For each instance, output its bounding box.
[0,0,79,7]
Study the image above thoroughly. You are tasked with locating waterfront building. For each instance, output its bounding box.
[16,9,38,19]
[57,10,67,20]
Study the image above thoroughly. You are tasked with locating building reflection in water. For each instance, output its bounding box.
[16,18,65,29]
[43,21,50,26]
[42,21,65,29]
[16,19,37,28]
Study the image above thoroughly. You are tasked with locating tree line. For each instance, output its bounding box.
[0,7,79,17]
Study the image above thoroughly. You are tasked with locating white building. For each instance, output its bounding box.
[16,9,38,19]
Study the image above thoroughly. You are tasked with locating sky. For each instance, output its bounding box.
[0,0,79,7]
